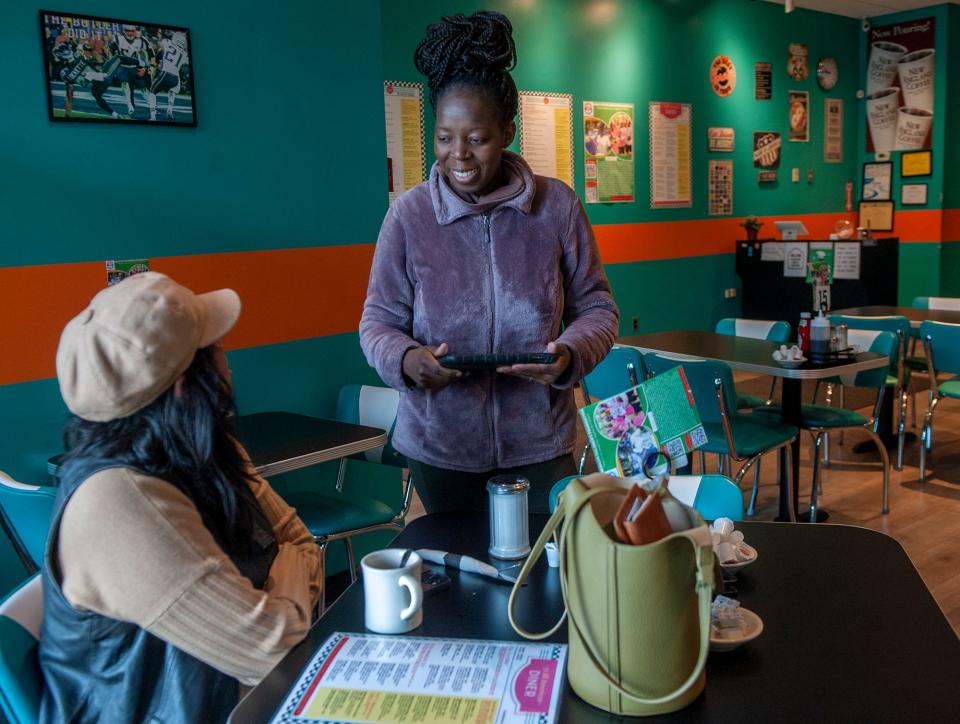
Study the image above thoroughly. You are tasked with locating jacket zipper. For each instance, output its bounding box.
[483,213,498,469]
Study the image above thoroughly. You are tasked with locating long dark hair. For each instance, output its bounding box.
[62,346,256,555]
[414,10,518,127]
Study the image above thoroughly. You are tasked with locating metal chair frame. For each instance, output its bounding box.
[919,333,958,482]
[311,458,414,614]
[713,376,796,522]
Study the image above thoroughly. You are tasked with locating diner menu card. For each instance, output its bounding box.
[271,632,567,724]
[580,366,707,476]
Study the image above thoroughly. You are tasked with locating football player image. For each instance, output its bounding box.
[149,30,189,121]
[110,24,155,117]
[51,41,121,118]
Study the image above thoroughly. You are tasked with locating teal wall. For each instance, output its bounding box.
[0,1,390,594]
[382,0,860,225]
[858,5,952,305]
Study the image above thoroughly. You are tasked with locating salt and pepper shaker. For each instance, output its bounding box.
[487,475,531,560]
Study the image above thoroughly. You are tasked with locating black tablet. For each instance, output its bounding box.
[438,353,558,371]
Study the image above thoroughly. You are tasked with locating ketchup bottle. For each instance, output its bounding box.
[797,312,812,355]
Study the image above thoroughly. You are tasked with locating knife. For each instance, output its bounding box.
[417,549,523,585]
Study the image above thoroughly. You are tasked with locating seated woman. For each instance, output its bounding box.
[40,272,322,723]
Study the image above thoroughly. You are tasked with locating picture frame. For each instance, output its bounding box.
[862,161,892,201]
[40,10,197,126]
[901,183,928,206]
[901,150,932,177]
[858,200,895,232]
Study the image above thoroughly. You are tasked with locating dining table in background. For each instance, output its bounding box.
[230,512,960,723]
[619,331,889,522]
[47,410,388,480]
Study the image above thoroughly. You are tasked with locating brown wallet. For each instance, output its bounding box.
[613,483,674,546]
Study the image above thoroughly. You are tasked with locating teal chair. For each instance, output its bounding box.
[578,346,644,473]
[0,573,42,724]
[829,314,910,470]
[754,329,896,521]
[643,353,797,518]
[715,318,791,409]
[548,474,744,521]
[918,321,960,481]
[912,296,960,311]
[0,472,57,574]
[282,385,412,612]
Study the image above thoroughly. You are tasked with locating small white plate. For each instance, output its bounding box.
[772,355,806,368]
[717,543,758,571]
[710,607,764,652]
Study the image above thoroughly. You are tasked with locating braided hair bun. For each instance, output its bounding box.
[413,10,518,127]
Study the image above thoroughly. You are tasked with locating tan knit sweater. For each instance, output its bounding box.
[53,462,322,687]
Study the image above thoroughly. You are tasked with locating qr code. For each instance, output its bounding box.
[665,437,685,460]
[689,425,708,448]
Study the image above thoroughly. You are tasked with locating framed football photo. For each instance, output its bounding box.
[40,10,197,126]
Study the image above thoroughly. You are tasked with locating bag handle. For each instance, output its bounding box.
[559,485,714,706]
[507,503,568,639]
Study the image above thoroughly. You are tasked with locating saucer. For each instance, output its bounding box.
[772,355,806,368]
[717,543,758,571]
[710,607,764,652]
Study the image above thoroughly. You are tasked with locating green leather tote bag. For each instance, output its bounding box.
[508,474,715,716]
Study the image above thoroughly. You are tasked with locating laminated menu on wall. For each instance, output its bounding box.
[519,91,574,189]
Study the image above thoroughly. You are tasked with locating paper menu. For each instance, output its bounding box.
[271,633,567,724]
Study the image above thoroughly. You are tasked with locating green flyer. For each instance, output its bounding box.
[805,243,834,284]
[582,100,634,204]
[579,366,707,476]
[106,258,150,286]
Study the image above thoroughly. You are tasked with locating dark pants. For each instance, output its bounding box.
[408,455,578,515]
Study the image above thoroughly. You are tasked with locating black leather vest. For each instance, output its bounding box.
[39,458,279,724]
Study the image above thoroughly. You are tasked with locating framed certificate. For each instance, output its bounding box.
[901,150,932,177]
[901,183,928,206]
[858,200,895,232]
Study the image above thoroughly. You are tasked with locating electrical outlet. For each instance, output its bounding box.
[791,168,800,183]
[631,316,639,332]
[723,288,738,299]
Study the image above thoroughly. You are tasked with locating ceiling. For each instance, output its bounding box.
[763,0,957,18]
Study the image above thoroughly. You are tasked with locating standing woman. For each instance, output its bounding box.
[360,11,619,514]
[40,273,322,723]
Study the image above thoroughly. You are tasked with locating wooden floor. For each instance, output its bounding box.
[406,372,960,635]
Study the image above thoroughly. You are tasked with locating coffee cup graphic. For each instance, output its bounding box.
[897,49,935,112]
[895,107,933,150]
[866,88,900,154]
[867,41,907,95]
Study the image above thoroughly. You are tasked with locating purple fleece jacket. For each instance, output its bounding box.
[360,151,619,472]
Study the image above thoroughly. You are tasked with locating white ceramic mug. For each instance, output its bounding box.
[897,49,935,112]
[361,549,423,634]
[867,41,907,95]
[866,87,900,153]
[895,107,933,150]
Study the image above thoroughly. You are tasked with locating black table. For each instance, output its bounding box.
[47,411,387,479]
[618,331,888,521]
[231,513,960,723]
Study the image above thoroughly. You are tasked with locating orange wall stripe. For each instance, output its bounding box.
[593,212,858,263]
[1,210,951,387]
[0,246,374,387]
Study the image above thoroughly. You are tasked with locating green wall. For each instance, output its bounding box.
[0,1,390,594]
[381,0,861,331]
[858,4,952,305]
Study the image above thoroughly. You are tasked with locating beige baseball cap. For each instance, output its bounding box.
[56,272,241,422]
